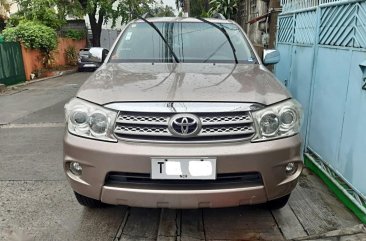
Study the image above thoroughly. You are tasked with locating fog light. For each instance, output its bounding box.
[285,162,297,175]
[69,161,82,176]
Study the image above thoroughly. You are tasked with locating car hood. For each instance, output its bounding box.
[77,63,290,106]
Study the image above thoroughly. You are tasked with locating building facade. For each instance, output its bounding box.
[237,0,281,58]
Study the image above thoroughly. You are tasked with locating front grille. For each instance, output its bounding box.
[113,111,256,142]
[105,172,263,189]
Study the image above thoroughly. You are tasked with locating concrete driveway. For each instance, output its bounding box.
[0,73,364,241]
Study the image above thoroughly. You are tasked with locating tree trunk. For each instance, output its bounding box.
[204,0,209,12]
[88,10,104,47]
[184,0,190,15]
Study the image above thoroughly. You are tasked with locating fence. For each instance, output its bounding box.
[275,0,366,221]
[280,0,350,12]
[0,42,26,86]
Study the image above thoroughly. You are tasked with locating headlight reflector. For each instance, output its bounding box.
[252,99,302,142]
[65,98,117,142]
[260,112,279,136]
[70,109,89,126]
[90,112,108,135]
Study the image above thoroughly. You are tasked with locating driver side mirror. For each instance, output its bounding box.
[102,50,109,62]
[263,49,280,65]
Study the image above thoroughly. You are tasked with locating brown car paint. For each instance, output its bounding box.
[63,17,303,209]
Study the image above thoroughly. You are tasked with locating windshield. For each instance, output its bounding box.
[109,22,257,64]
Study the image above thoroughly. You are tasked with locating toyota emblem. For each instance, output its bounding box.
[168,114,201,137]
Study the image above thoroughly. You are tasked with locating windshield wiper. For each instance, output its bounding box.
[137,16,180,63]
[196,17,238,64]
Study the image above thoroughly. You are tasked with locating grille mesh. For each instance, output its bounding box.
[117,115,169,124]
[201,126,255,136]
[201,115,251,124]
[114,110,256,142]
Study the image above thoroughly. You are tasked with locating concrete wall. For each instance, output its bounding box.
[21,38,86,81]
[238,0,281,60]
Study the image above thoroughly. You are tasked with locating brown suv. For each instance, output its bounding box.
[64,17,303,209]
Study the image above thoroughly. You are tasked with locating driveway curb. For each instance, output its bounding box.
[0,68,78,94]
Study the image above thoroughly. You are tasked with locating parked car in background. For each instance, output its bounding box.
[64,17,303,209]
[78,47,109,71]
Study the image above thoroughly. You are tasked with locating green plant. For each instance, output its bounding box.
[208,0,238,20]
[2,20,58,53]
[6,13,25,27]
[42,51,56,68]
[64,29,85,40]
[15,0,65,29]
[65,46,78,66]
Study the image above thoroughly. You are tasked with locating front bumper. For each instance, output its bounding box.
[63,133,303,208]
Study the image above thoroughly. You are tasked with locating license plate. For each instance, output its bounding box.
[151,158,216,180]
[83,64,96,67]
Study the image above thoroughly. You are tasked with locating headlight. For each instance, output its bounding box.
[64,98,117,142]
[251,99,303,142]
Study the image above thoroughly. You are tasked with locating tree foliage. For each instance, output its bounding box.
[190,0,209,17]
[208,0,237,20]
[8,0,83,30]
[151,4,175,17]
[2,20,58,52]
[0,0,10,16]
[14,0,65,29]
[76,0,156,47]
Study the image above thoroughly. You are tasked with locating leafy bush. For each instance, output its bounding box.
[42,51,56,68]
[5,13,26,27]
[64,29,85,40]
[65,46,78,66]
[2,21,57,53]
[209,0,238,20]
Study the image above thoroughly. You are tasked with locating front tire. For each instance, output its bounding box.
[266,194,291,209]
[74,192,105,208]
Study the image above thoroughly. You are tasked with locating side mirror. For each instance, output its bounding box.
[263,49,280,65]
[102,50,109,62]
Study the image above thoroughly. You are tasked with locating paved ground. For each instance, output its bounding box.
[0,73,364,241]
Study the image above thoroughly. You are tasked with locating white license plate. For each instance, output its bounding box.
[83,64,96,67]
[151,158,216,180]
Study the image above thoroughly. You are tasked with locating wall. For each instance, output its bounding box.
[238,0,281,60]
[21,38,86,81]
[100,29,120,50]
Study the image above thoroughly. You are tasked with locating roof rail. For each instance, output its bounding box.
[212,13,226,20]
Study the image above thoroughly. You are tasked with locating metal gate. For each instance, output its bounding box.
[0,42,26,86]
[275,0,366,221]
